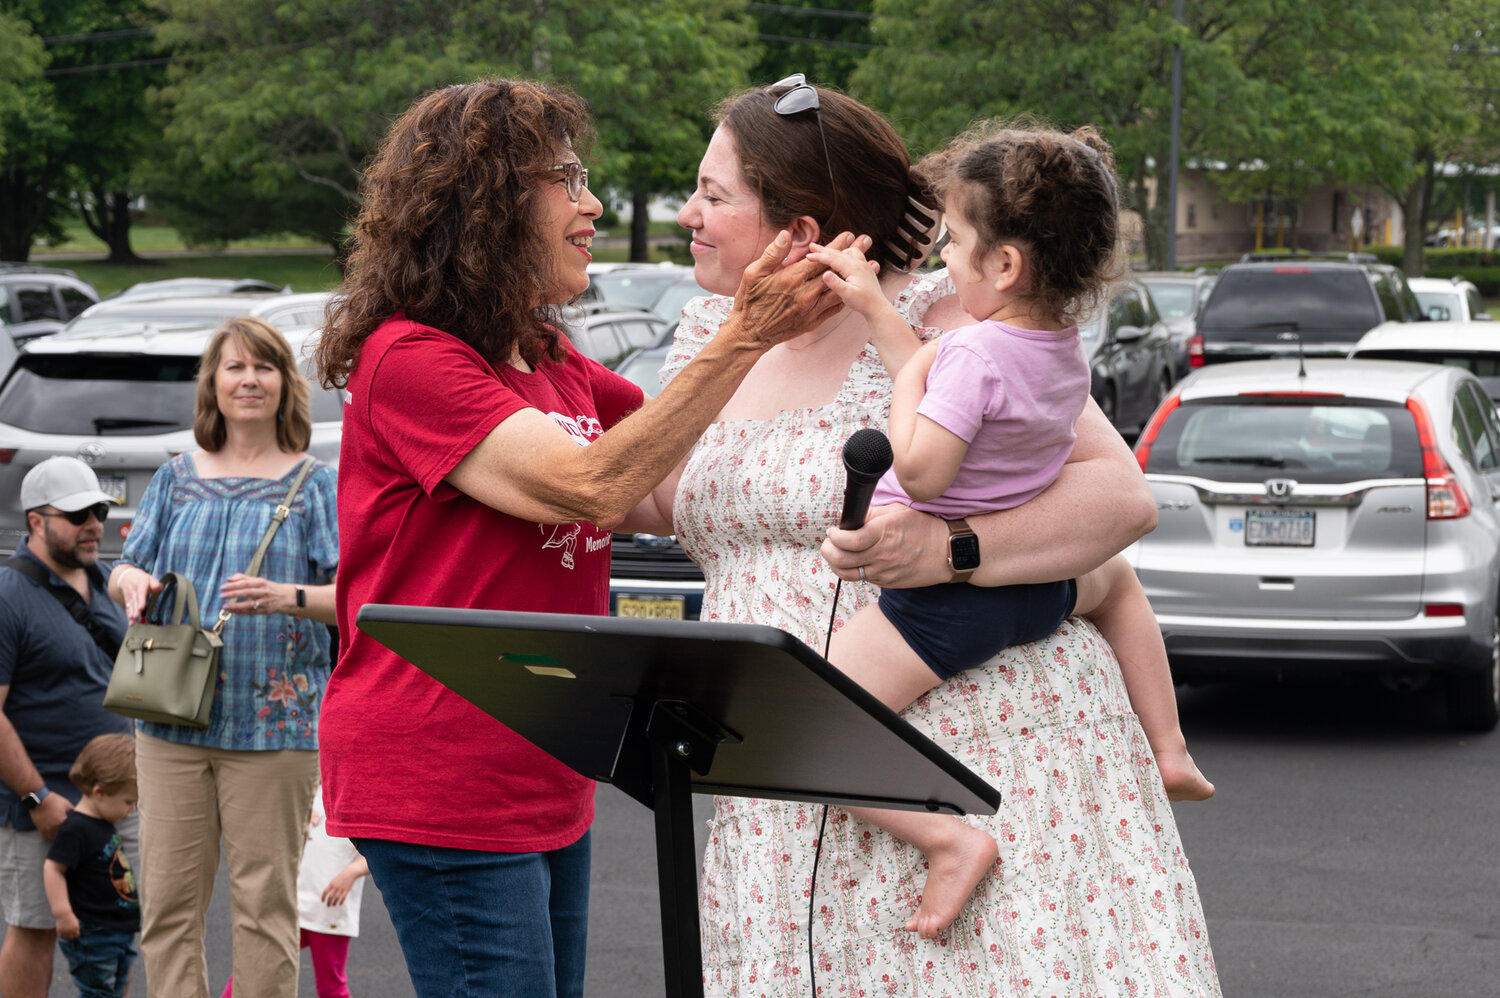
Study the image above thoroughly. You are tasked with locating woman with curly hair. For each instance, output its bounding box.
[313,78,843,998]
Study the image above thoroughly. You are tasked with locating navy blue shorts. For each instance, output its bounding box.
[877,578,1079,680]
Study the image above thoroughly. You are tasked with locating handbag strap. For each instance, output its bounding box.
[3,557,121,659]
[211,458,316,636]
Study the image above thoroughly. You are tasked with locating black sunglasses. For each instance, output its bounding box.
[768,74,838,221]
[39,503,111,526]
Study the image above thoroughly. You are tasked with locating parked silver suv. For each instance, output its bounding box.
[1130,358,1500,731]
[0,321,341,558]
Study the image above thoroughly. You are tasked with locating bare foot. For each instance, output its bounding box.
[903,824,998,939]
[1156,746,1215,801]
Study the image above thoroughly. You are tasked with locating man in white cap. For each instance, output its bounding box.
[0,456,134,998]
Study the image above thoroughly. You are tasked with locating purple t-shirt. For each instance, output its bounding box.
[872,319,1090,518]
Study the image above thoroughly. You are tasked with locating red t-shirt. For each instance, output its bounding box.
[322,316,644,852]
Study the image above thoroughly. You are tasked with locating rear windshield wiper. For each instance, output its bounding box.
[1237,321,1301,331]
[1193,455,1294,467]
[93,418,180,432]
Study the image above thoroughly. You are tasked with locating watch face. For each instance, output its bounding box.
[949,532,981,572]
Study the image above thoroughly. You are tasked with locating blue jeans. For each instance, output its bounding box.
[356,832,590,998]
[58,929,137,998]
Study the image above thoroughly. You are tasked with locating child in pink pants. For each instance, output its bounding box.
[222,786,368,998]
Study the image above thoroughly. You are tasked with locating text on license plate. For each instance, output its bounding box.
[1245,508,1315,546]
[96,476,127,503]
[616,596,685,619]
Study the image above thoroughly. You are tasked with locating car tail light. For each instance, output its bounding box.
[1237,391,1345,398]
[1273,266,1312,274]
[1406,396,1471,519]
[0,449,14,464]
[1188,334,1204,368]
[1424,603,1465,617]
[1133,394,1181,471]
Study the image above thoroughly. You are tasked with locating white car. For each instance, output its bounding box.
[1408,276,1490,322]
[1350,320,1500,407]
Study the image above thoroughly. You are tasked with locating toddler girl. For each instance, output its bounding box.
[809,119,1213,940]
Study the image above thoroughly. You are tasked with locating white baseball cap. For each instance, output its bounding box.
[20,456,121,512]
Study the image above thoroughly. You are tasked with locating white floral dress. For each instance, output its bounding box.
[660,273,1221,998]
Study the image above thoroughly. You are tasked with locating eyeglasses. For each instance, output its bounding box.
[549,161,589,202]
[38,503,111,526]
[768,74,837,221]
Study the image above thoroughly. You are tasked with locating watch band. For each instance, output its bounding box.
[947,517,979,584]
[295,587,307,609]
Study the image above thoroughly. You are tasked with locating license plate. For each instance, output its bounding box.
[1245,508,1315,546]
[616,596,685,619]
[96,476,127,503]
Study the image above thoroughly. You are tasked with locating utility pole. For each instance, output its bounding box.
[1166,0,1184,271]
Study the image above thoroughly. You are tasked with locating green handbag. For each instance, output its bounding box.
[104,573,223,726]
[103,459,314,727]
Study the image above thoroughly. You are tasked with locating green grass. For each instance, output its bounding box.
[37,221,326,256]
[49,253,344,297]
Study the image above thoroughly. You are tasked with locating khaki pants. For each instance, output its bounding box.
[136,731,318,998]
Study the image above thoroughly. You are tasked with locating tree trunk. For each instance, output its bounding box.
[1132,170,1170,271]
[0,167,49,262]
[630,189,650,263]
[81,188,146,265]
[1398,159,1431,277]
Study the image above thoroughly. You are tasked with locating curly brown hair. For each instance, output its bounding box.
[317,79,593,388]
[715,80,940,274]
[919,118,1123,324]
[194,317,312,454]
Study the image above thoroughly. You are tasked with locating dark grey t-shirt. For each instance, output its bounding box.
[0,545,131,830]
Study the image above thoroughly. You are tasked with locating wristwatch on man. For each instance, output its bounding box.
[946,518,981,584]
[20,786,50,811]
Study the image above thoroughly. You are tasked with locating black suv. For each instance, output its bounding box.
[1189,253,1424,368]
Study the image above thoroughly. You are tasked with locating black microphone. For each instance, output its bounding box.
[838,428,894,530]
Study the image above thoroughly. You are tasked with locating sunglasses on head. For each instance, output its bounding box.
[549,161,589,202]
[768,74,838,221]
[39,503,111,526]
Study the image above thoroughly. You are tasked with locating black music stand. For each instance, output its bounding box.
[357,605,999,998]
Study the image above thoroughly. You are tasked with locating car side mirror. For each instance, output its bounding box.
[1115,324,1147,342]
[1476,313,1493,322]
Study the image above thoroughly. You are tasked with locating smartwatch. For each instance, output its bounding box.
[946,518,981,583]
[20,786,50,811]
[295,587,307,609]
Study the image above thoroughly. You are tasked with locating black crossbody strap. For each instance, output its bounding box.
[3,556,120,658]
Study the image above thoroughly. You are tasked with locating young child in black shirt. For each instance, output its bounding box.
[42,733,140,998]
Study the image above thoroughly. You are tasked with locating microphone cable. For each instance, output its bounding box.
[807,574,842,997]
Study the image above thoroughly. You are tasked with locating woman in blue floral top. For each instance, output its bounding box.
[109,316,338,998]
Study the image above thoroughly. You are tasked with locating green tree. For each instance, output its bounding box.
[748,0,873,91]
[853,0,1434,270]
[0,6,66,260]
[46,0,166,263]
[553,0,757,261]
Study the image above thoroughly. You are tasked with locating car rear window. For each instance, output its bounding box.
[1143,399,1424,483]
[0,353,343,435]
[0,354,199,434]
[1199,269,1381,341]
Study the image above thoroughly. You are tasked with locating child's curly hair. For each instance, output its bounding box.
[919,117,1123,324]
[69,733,136,794]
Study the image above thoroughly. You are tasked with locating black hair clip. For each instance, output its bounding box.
[882,195,943,272]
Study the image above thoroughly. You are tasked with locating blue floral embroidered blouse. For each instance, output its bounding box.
[120,454,339,751]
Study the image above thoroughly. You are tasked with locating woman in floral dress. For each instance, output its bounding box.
[110,317,340,997]
[650,80,1222,996]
